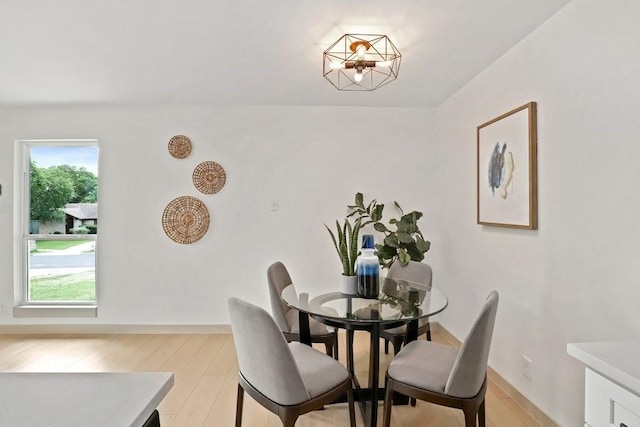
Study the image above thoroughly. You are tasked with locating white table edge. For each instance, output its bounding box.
[130,372,174,427]
[567,341,640,395]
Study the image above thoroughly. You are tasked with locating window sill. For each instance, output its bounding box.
[13,305,97,318]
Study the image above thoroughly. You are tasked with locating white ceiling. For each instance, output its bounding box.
[0,0,571,108]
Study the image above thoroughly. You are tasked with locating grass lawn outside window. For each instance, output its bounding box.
[29,240,96,302]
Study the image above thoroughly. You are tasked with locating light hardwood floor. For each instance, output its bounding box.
[0,330,542,426]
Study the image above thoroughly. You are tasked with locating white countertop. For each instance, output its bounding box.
[0,372,174,427]
[567,341,640,394]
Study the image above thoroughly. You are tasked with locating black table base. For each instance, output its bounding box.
[299,312,419,426]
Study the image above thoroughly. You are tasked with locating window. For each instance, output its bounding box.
[15,140,98,317]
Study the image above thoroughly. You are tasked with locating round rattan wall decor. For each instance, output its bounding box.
[162,196,210,244]
[168,135,192,159]
[192,161,226,194]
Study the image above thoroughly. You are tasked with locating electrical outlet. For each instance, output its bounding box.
[522,356,533,381]
[270,199,279,211]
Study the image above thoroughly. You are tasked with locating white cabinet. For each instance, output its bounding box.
[568,342,640,427]
[585,368,640,427]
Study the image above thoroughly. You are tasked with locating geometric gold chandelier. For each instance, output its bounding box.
[323,34,402,91]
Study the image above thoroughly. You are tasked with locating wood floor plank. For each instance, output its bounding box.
[136,334,190,371]
[204,335,237,376]
[113,334,172,371]
[170,375,226,427]
[488,377,511,399]
[500,398,542,427]
[67,334,145,371]
[12,335,113,371]
[160,412,176,427]
[0,331,545,426]
[203,368,245,427]
[160,335,235,416]
[412,401,461,426]
[156,353,200,415]
[174,334,209,356]
[485,390,530,427]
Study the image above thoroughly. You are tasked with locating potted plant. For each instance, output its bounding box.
[326,194,383,294]
[325,217,361,294]
[373,201,431,268]
[349,193,430,269]
[326,217,361,275]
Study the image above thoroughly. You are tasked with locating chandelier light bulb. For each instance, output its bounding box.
[354,70,364,82]
[330,61,346,70]
[356,44,367,59]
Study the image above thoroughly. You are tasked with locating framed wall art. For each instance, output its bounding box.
[477,102,537,229]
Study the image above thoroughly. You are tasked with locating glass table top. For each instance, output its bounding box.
[281,277,448,325]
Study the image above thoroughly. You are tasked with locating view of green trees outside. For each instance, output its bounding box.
[30,162,98,223]
[28,144,98,302]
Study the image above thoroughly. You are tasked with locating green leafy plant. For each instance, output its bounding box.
[325,193,383,276]
[349,192,430,269]
[325,217,362,276]
[374,201,430,268]
[70,226,90,234]
[380,294,421,317]
[347,192,384,223]
[327,192,430,273]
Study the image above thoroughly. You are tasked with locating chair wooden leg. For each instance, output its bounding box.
[280,409,298,427]
[235,383,244,427]
[382,377,394,427]
[478,398,486,427]
[392,336,403,355]
[333,331,339,360]
[426,328,432,341]
[462,405,478,427]
[324,341,332,357]
[384,338,390,354]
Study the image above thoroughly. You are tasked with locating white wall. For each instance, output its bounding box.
[434,0,640,425]
[0,105,437,325]
[3,1,638,424]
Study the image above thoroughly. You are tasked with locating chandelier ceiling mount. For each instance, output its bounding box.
[323,34,402,91]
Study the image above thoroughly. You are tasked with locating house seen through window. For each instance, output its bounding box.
[22,141,98,304]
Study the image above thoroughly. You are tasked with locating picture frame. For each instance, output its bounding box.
[477,102,537,229]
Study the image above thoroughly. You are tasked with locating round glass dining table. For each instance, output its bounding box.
[281,277,448,427]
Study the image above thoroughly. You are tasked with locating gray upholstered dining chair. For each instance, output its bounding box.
[228,297,356,427]
[382,291,499,427]
[267,261,339,359]
[380,260,433,355]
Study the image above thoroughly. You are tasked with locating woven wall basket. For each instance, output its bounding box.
[168,135,192,159]
[162,196,210,244]
[192,161,226,194]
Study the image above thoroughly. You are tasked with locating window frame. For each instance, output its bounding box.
[14,139,99,317]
